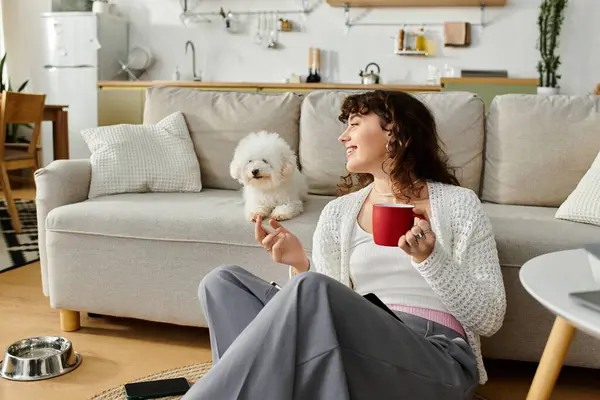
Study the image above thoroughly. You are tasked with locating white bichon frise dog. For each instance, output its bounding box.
[230,131,307,222]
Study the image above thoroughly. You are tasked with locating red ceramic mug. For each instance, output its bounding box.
[372,203,424,247]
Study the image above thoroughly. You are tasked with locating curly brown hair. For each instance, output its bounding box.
[337,90,459,200]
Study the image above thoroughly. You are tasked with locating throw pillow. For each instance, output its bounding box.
[555,150,600,226]
[82,111,202,198]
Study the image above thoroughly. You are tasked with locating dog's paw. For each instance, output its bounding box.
[270,212,291,222]
[248,213,263,222]
[270,202,302,221]
[247,208,271,222]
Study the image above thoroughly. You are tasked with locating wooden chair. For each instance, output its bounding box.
[0,92,46,233]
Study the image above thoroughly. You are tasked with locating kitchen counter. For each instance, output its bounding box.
[97,81,443,92]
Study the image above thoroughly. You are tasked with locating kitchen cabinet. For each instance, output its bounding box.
[98,81,442,125]
[326,0,506,7]
[441,77,539,110]
[99,87,146,126]
[98,79,540,127]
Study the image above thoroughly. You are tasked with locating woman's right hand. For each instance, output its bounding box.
[255,216,309,273]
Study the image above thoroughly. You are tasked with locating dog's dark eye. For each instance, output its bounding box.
[262,159,268,164]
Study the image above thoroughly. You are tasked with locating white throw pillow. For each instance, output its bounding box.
[82,111,202,198]
[555,151,600,226]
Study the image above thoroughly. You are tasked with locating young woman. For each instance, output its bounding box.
[183,90,506,400]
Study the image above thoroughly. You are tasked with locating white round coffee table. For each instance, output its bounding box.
[520,248,600,400]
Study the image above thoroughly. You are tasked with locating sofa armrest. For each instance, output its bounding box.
[34,160,91,296]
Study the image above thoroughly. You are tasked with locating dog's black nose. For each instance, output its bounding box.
[251,169,259,177]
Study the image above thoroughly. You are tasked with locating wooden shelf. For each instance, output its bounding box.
[326,0,506,7]
[395,50,428,56]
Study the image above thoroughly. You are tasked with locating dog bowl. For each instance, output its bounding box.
[0,336,82,381]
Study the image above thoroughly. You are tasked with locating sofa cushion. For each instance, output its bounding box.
[298,90,359,196]
[483,94,600,206]
[482,203,600,267]
[299,91,485,195]
[81,111,202,198]
[143,87,303,191]
[46,189,333,252]
[555,150,600,227]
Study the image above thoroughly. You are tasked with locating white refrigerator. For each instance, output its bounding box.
[41,12,128,161]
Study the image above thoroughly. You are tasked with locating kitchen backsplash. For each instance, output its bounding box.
[114,0,537,83]
[2,0,598,97]
[109,0,598,94]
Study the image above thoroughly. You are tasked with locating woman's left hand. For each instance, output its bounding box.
[398,207,436,263]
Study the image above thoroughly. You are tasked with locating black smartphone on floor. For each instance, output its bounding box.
[124,377,190,400]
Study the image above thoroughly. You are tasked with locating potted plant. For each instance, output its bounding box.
[0,52,31,143]
[536,0,568,95]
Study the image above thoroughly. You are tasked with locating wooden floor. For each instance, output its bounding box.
[0,262,212,399]
[1,187,600,399]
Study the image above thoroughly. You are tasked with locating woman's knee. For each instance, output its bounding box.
[198,264,244,299]
[284,272,349,321]
[287,272,356,312]
[288,271,334,292]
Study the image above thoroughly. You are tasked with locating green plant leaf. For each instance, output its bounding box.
[537,0,568,84]
[17,79,29,92]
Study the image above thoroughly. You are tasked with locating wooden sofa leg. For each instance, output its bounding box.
[60,310,81,332]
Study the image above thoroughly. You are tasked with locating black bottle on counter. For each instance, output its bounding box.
[306,48,321,83]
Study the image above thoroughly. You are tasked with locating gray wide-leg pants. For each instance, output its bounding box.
[182,265,479,400]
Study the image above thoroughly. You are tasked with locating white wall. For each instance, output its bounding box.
[2,0,52,164]
[1,0,597,95]
[2,0,51,93]
[113,0,599,95]
[0,0,4,57]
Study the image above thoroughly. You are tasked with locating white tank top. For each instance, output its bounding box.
[349,221,449,313]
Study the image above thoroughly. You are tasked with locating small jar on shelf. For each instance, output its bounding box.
[396,29,405,52]
[395,27,429,56]
[415,27,427,52]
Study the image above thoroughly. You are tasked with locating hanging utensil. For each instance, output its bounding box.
[254,13,263,45]
[274,11,280,44]
[267,12,278,49]
[219,7,239,33]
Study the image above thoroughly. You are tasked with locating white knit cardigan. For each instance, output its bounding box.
[306,181,507,384]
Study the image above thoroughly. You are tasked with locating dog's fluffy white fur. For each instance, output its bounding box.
[230,131,307,222]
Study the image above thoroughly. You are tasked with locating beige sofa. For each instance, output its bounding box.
[35,88,600,369]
